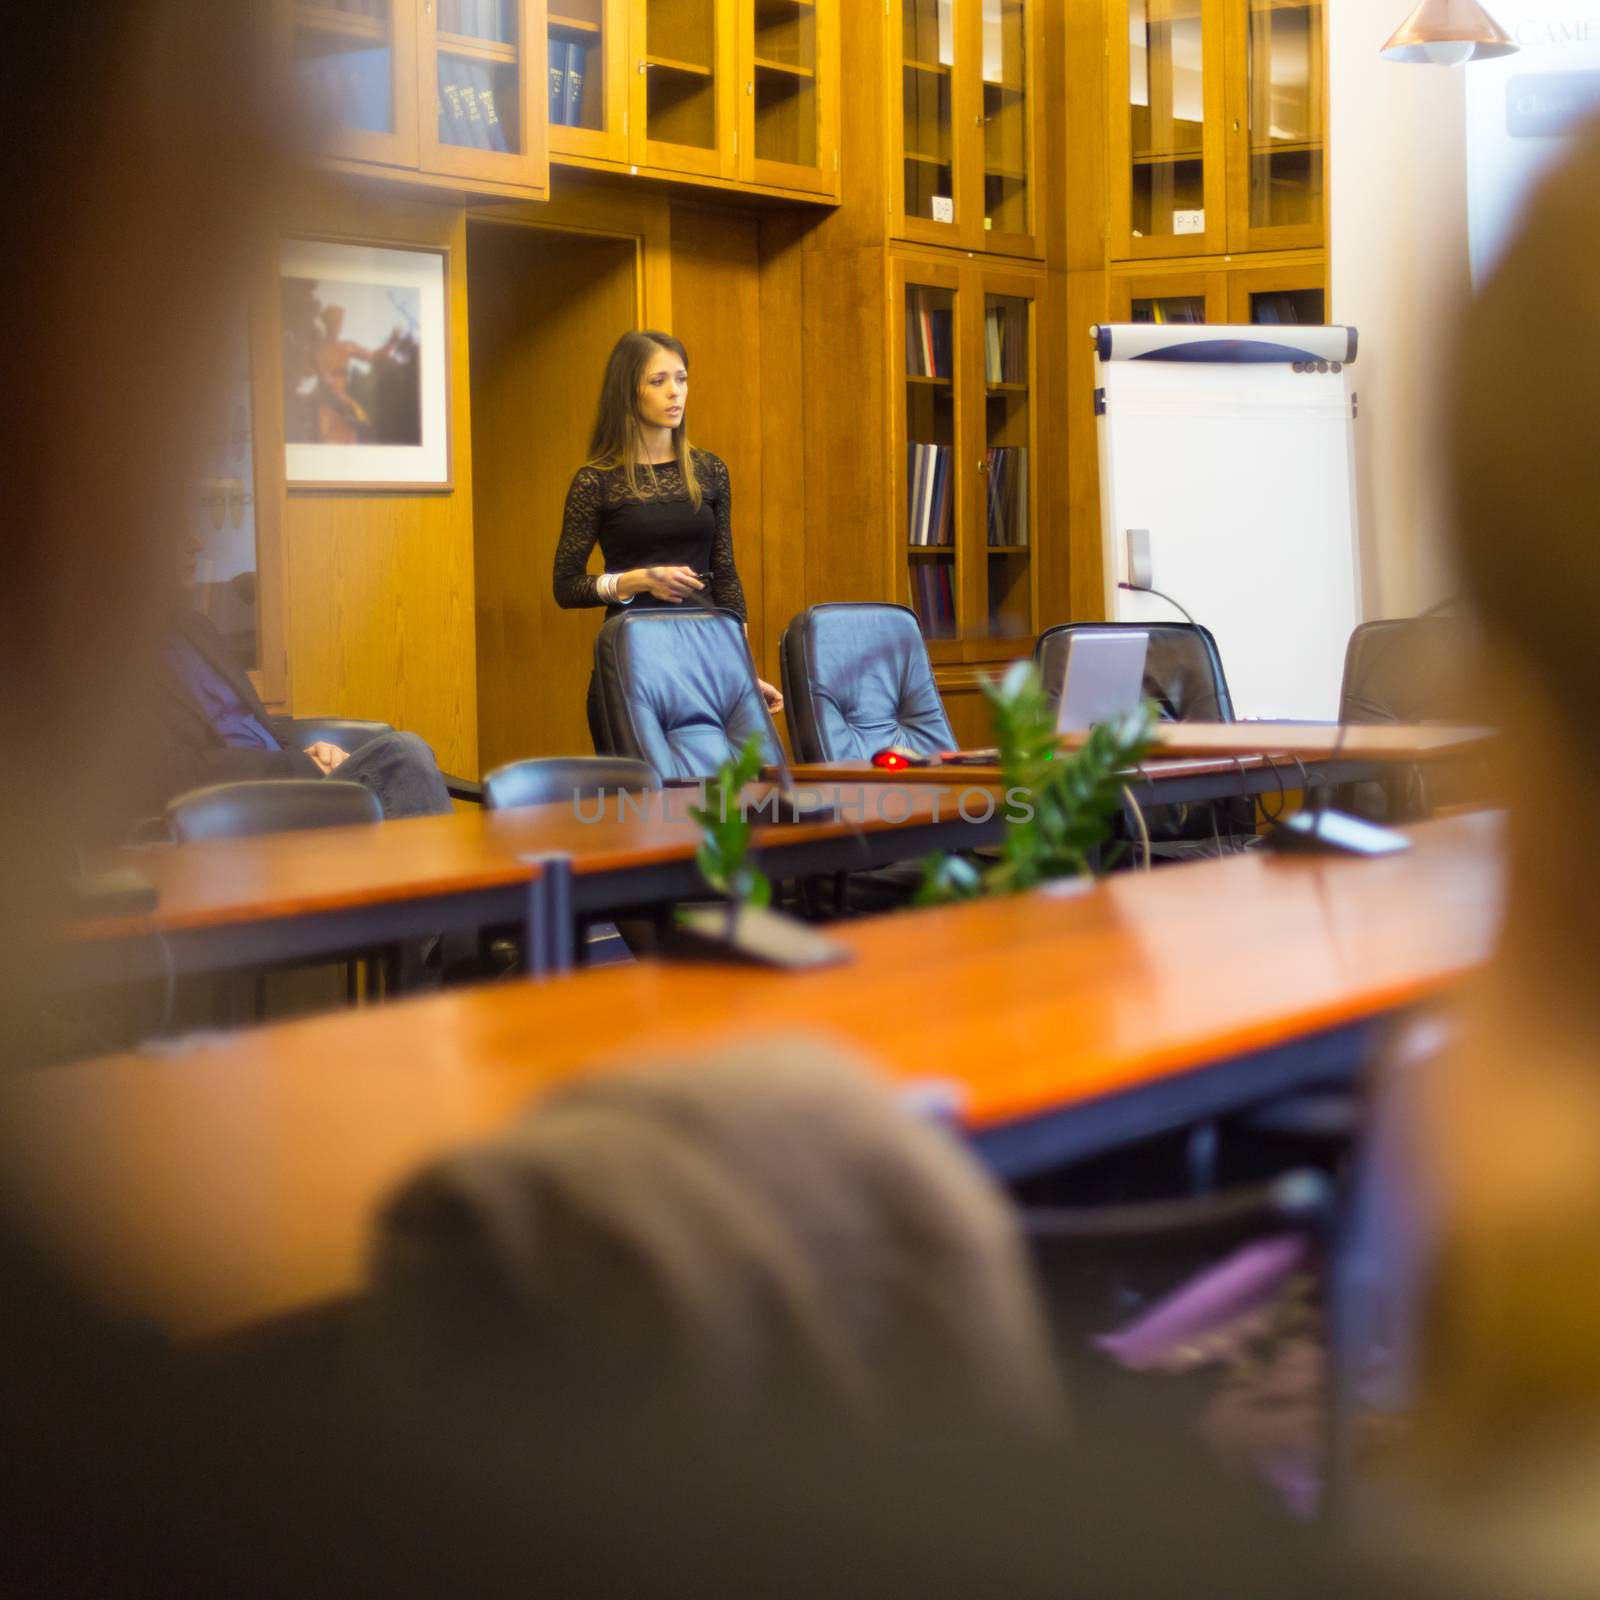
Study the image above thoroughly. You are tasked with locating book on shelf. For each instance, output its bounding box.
[297,47,391,137]
[439,64,470,143]
[983,305,1025,384]
[910,557,956,638]
[984,446,1027,547]
[906,442,953,547]
[549,38,569,124]
[564,42,586,127]
[905,288,951,380]
[439,0,459,31]
[469,61,510,153]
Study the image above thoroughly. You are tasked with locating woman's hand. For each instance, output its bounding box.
[757,678,784,714]
[622,565,704,603]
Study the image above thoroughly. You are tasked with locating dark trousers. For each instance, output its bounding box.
[336,731,453,819]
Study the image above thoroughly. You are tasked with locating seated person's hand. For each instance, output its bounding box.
[304,740,349,775]
[757,677,784,714]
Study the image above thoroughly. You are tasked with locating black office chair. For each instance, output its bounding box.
[165,778,380,842]
[1336,616,1479,823]
[164,779,385,1018]
[780,602,955,762]
[1035,619,1234,723]
[592,609,785,781]
[483,757,660,811]
[282,717,484,805]
[1034,620,1252,857]
[483,758,660,963]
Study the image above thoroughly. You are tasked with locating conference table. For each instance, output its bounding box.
[787,721,1496,810]
[65,722,1494,994]
[64,780,1010,989]
[5,810,1504,1340]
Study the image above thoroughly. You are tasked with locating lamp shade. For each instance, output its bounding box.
[1380,0,1518,63]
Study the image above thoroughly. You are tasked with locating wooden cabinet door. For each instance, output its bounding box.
[1109,267,1227,324]
[1224,0,1325,252]
[1225,259,1326,325]
[972,0,1041,257]
[966,266,1039,647]
[547,0,630,162]
[1108,0,1226,260]
[630,0,736,178]
[418,0,550,193]
[892,255,966,656]
[891,0,972,249]
[291,0,421,170]
[738,0,839,196]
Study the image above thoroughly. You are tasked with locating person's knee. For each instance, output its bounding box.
[373,730,439,769]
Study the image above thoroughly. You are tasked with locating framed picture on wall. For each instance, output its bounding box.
[280,237,451,490]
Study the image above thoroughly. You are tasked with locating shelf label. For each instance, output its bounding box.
[931,195,954,224]
[1173,208,1205,235]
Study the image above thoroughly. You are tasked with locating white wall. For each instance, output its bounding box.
[1329,1,1473,617]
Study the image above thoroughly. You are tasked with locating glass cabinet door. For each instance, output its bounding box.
[1109,268,1226,324]
[1226,262,1326,324]
[421,0,548,189]
[742,0,836,193]
[980,288,1032,640]
[1112,0,1224,258]
[635,0,729,176]
[1226,0,1323,250]
[293,0,419,168]
[980,0,1032,250]
[899,272,961,643]
[548,0,627,161]
[899,0,960,241]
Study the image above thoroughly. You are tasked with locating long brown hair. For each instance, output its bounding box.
[584,330,702,510]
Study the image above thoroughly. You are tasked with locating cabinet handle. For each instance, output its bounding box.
[638,59,647,73]
[978,458,989,472]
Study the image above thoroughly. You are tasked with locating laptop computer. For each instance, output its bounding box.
[1054,630,1150,733]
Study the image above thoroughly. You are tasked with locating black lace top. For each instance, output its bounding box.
[551,452,747,621]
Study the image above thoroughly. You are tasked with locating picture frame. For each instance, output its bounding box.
[280,237,451,490]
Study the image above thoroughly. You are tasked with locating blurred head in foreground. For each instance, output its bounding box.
[1414,115,1600,1499]
[1,1,289,1065]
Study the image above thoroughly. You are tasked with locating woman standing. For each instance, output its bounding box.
[553,330,781,751]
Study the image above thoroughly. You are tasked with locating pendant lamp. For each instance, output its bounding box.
[1380,0,1518,64]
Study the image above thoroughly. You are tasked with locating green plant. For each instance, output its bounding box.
[915,660,1156,906]
[689,732,772,912]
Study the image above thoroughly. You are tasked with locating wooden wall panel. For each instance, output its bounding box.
[756,212,810,702]
[468,222,640,769]
[467,184,671,769]
[664,203,768,670]
[278,188,478,780]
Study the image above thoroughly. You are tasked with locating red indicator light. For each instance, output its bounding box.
[872,749,909,770]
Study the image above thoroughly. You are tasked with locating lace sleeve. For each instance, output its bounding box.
[703,454,747,621]
[553,466,605,609]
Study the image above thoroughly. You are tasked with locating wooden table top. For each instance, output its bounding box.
[73,781,972,942]
[5,812,1504,1338]
[787,753,1303,788]
[1062,721,1495,760]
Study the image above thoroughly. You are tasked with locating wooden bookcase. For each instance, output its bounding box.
[890,0,1042,259]
[291,0,551,199]
[546,0,840,201]
[891,252,1042,664]
[1107,0,1324,262]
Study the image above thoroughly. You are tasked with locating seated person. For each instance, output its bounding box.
[151,533,451,821]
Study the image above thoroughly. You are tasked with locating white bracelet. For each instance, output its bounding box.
[597,572,618,603]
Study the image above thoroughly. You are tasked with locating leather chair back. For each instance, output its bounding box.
[283,718,393,754]
[593,609,784,781]
[779,603,955,762]
[1339,617,1472,725]
[1034,621,1235,722]
[484,757,661,811]
[166,779,380,842]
